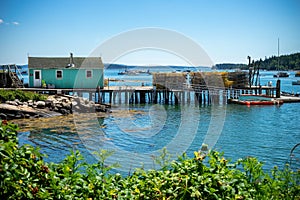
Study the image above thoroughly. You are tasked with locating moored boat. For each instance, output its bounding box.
[292,80,300,85]
[273,72,289,78]
[118,69,151,75]
[228,94,283,105]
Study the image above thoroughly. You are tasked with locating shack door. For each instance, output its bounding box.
[33,70,42,87]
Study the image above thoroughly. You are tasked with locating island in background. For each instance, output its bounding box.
[213,52,300,70]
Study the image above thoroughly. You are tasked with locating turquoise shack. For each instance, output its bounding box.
[28,54,104,89]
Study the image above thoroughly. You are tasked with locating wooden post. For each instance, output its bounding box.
[102,91,105,103]
[165,90,169,104]
[125,91,128,104]
[89,92,92,101]
[153,90,157,104]
[129,92,134,104]
[96,86,100,103]
[112,92,116,103]
[140,91,146,104]
[158,91,161,103]
[174,91,179,105]
[109,91,112,103]
[199,91,203,104]
[194,92,199,106]
[118,91,122,104]
[276,79,281,98]
[135,91,139,104]
[148,91,151,103]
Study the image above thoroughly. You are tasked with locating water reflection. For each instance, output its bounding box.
[15,103,300,173]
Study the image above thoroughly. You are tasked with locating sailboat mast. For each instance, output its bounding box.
[277,38,280,71]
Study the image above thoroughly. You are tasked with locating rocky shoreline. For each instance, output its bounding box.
[0,94,110,120]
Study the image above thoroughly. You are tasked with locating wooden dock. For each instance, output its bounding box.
[3,84,299,105]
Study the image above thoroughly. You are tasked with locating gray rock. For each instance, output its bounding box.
[36,101,46,108]
[55,103,62,108]
[24,114,31,118]
[16,112,25,118]
[15,99,23,105]
[60,97,69,103]
[7,114,16,120]
[0,113,7,120]
[84,99,90,105]
[15,114,22,119]
[74,106,81,111]
[59,108,69,115]
[71,101,78,107]
[6,101,18,106]
[45,100,53,107]
[62,102,71,110]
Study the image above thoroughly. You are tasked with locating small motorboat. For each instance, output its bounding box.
[273,72,289,78]
[228,94,283,105]
[21,70,28,75]
[118,69,151,75]
[292,80,300,85]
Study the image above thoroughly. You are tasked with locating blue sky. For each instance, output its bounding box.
[0,0,299,66]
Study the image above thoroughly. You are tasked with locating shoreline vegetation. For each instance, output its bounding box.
[213,52,300,70]
[1,121,299,199]
[0,90,109,120]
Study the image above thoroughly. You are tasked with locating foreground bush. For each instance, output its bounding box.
[0,120,299,199]
[0,89,47,102]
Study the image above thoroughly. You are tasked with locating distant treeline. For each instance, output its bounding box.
[212,63,247,70]
[214,52,300,70]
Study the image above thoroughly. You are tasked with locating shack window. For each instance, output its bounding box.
[86,70,92,78]
[56,70,63,79]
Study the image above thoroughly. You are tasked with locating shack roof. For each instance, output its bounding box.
[28,57,104,69]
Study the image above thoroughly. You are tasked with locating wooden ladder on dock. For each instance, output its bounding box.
[7,64,24,88]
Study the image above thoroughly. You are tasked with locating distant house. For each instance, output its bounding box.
[28,54,104,89]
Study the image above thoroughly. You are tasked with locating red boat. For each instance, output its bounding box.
[228,95,284,105]
[236,100,283,105]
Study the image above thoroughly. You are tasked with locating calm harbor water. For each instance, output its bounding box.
[17,68,300,174]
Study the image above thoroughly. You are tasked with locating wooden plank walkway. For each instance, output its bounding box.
[2,86,300,104]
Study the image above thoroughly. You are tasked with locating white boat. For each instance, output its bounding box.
[118,69,151,75]
[273,72,289,78]
[228,94,283,105]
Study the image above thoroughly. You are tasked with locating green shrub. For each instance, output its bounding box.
[0,120,299,199]
[0,89,47,102]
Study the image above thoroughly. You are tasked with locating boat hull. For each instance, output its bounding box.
[273,72,289,78]
[292,81,300,85]
[228,99,283,105]
[228,94,283,105]
[238,100,283,105]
